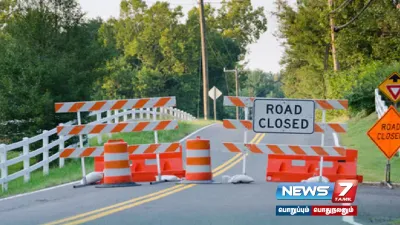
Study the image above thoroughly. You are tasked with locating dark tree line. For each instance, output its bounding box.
[0,0,275,142]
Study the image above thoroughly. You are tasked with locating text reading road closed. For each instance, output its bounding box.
[253,99,315,134]
[377,123,400,140]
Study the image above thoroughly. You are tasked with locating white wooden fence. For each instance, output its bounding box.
[0,107,195,191]
[375,89,389,119]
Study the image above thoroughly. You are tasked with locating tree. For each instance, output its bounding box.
[0,0,111,140]
[96,0,267,119]
[274,0,330,99]
[241,69,284,98]
[217,0,268,57]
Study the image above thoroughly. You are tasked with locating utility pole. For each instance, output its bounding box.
[224,67,239,119]
[328,0,339,71]
[198,0,209,120]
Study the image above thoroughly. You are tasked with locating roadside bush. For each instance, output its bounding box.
[326,61,399,117]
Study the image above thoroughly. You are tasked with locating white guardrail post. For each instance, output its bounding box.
[107,110,112,138]
[114,110,119,123]
[43,130,49,175]
[96,112,102,144]
[132,109,136,120]
[146,108,151,119]
[59,134,65,168]
[123,109,128,122]
[152,107,157,120]
[1,144,7,191]
[23,137,30,182]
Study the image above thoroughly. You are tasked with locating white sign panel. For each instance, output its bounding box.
[252,99,315,134]
[208,86,222,100]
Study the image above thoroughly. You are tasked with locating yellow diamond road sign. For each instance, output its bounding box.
[379,72,400,103]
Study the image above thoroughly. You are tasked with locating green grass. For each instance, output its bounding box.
[391,219,400,225]
[8,151,39,175]
[341,113,400,182]
[0,120,214,198]
[0,159,93,198]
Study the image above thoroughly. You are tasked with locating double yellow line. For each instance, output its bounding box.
[44,133,266,225]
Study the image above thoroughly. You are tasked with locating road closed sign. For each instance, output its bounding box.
[367,105,400,159]
[252,99,315,134]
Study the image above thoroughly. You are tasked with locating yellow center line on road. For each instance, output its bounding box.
[254,133,266,143]
[62,134,265,225]
[43,133,261,225]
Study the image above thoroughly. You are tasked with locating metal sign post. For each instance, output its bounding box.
[214,88,217,120]
[383,102,397,189]
[242,107,249,175]
[74,111,87,188]
[150,107,163,185]
[319,110,326,182]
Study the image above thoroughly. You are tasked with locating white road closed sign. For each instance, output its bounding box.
[252,99,315,134]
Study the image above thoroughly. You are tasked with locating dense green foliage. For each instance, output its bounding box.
[95,0,268,120]
[0,0,274,141]
[0,0,112,141]
[275,0,400,116]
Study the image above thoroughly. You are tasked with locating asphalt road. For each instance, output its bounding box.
[0,123,399,225]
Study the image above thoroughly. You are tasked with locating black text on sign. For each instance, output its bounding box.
[252,99,315,134]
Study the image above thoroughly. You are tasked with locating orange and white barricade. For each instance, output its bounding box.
[60,142,181,158]
[223,96,348,110]
[179,137,218,184]
[60,142,185,183]
[222,97,252,178]
[55,96,180,187]
[222,96,362,183]
[223,119,348,133]
[55,97,176,113]
[222,143,346,156]
[96,140,139,188]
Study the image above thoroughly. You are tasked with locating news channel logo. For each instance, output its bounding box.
[275,182,334,200]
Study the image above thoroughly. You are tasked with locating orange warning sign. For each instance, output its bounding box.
[378,72,400,103]
[367,106,400,159]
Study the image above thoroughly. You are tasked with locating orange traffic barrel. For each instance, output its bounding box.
[96,139,140,188]
[179,137,217,184]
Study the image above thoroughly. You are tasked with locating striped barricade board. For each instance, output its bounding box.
[223,119,347,133]
[222,142,346,156]
[56,120,178,136]
[55,97,176,113]
[223,96,348,110]
[60,142,180,158]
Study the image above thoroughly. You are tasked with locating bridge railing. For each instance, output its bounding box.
[0,107,195,191]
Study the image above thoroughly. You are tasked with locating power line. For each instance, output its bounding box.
[220,35,236,63]
[330,0,353,14]
[209,37,231,96]
[334,0,375,32]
